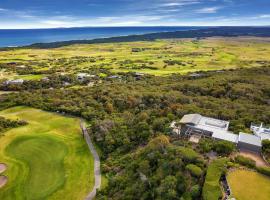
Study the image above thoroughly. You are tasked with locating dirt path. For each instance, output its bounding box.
[80,121,101,200]
[239,151,268,167]
[0,164,7,174]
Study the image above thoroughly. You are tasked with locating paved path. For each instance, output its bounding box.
[80,121,101,200]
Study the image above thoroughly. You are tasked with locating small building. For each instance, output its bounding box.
[238,132,262,153]
[250,123,270,140]
[41,77,50,82]
[5,79,24,85]
[188,73,204,78]
[77,73,95,81]
[108,75,120,79]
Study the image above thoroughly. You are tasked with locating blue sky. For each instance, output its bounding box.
[0,0,270,29]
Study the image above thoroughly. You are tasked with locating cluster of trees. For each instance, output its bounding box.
[198,139,236,156]
[0,66,269,199]
[98,135,205,200]
[0,116,27,134]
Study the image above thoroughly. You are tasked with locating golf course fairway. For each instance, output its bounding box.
[0,106,94,200]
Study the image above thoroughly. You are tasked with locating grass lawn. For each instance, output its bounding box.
[0,106,94,200]
[228,169,270,200]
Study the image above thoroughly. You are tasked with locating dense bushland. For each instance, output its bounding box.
[0,66,269,199]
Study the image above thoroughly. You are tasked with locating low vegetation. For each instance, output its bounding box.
[234,155,256,168]
[0,37,270,77]
[262,140,270,163]
[202,158,229,200]
[0,116,27,134]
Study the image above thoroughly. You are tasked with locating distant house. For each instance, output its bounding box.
[108,75,120,79]
[188,73,204,78]
[171,114,267,153]
[41,77,50,82]
[134,72,145,80]
[77,73,95,81]
[250,123,270,140]
[5,79,24,85]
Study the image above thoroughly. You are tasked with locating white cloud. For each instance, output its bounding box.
[160,1,200,7]
[195,6,222,14]
[257,15,270,19]
[0,8,8,12]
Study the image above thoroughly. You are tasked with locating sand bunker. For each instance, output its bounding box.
[0,163,7,174]
[0,175,8,188]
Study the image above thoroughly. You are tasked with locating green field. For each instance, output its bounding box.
[0,107,94,200]
[228,170,270,200]
[1,37,270,76]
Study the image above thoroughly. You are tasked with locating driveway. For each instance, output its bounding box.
[81,121,101,200]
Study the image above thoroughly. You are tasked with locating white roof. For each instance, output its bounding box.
[212,131,239,143]
[259,133,270,140]
[239,132,262,147]
[197,116,229,131]
[180,114,202,125]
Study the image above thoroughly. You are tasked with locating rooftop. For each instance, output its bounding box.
[179,114,202,125]
[239,132,262,147]
[212,131,239,143]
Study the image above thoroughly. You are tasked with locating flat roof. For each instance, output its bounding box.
[197,116,229,131]
[239,132,262,147]
[180,114,202,125]
[212,131,239,143]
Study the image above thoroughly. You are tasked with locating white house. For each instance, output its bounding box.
[250,123,270,140]
[172,114,267,153]
[77,73,95,81]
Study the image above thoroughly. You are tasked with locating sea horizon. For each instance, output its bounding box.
[0,26,206,47]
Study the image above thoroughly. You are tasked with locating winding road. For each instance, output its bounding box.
[80,121,101,200]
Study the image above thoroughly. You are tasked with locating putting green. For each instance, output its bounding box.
[0,107,94,200]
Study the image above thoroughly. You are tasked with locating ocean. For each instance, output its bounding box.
[0,26,204,47]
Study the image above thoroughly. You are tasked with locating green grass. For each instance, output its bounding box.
[228,170,270,200]
[15,74,44,80]
[202,158,229,200]
[0,106,94,200]
[1,37,270,76]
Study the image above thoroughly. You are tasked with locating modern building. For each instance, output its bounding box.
[77,73,95,81]
[171,114,268,153]
[238,132,262,152]
[250,123,270,140]
[4,79,24,85]
[174,114,238,143]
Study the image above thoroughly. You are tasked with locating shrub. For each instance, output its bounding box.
[186,164,203,177]
[202,158,228,200]
[256,166,270,177]
[190,185,200,199]
[198,139,213,153]
[234,155,256,168]
[213,141,235,156]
